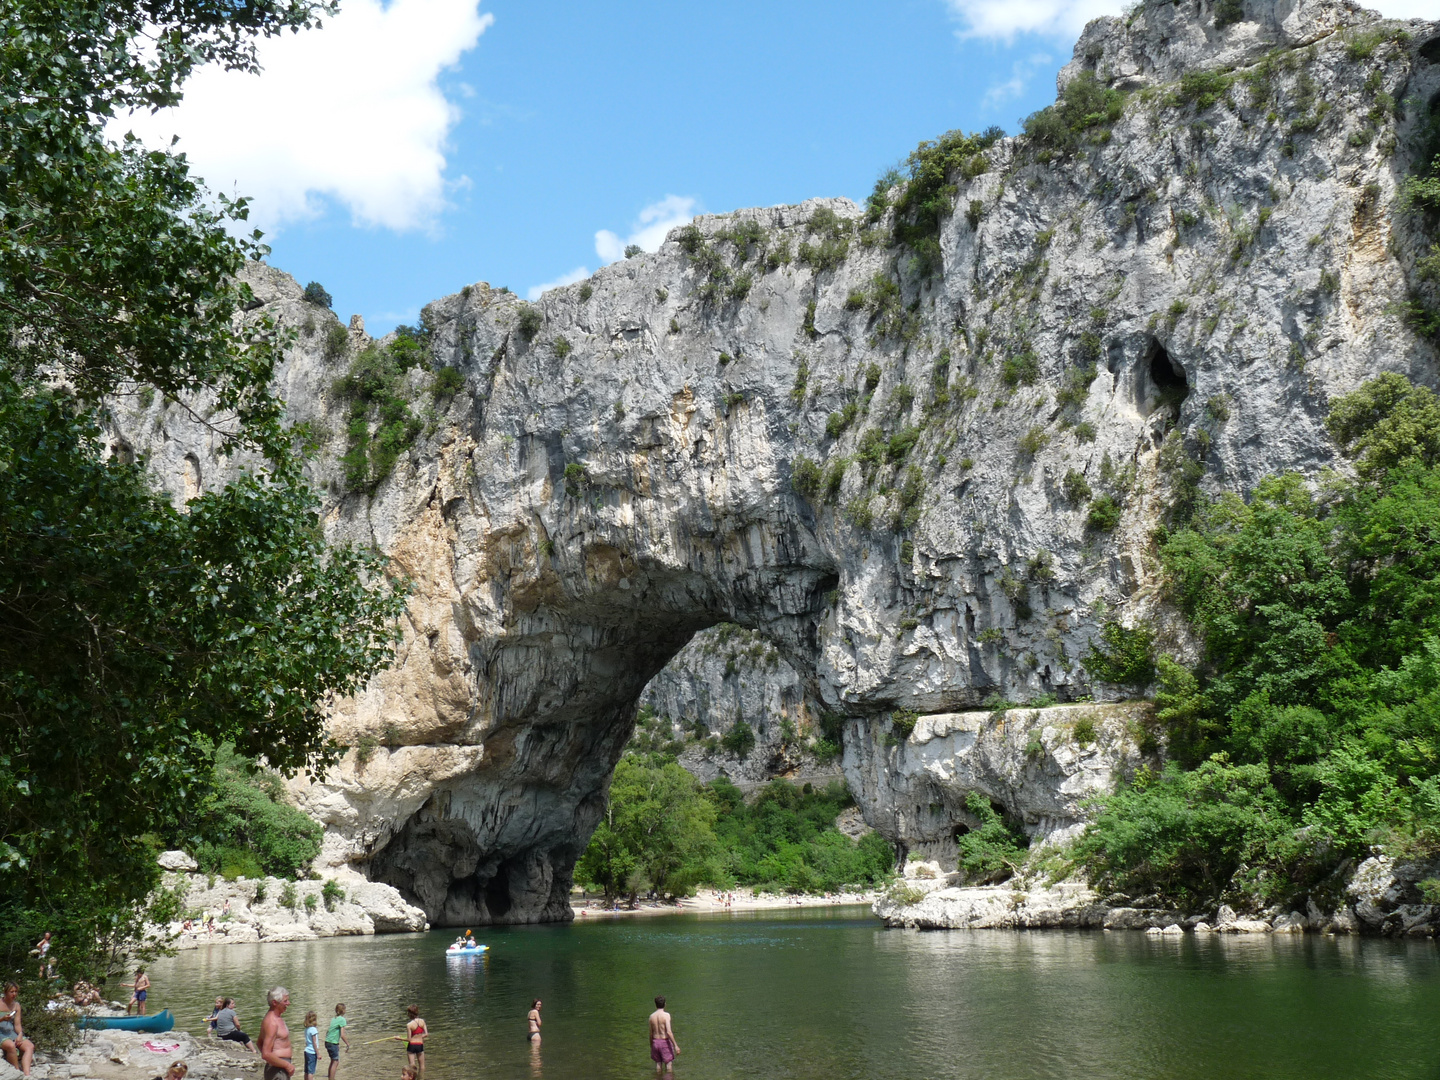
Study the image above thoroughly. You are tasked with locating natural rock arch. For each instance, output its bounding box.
[112,0,1440,923]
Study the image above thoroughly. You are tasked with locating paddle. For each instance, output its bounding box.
[361,1035,438,1045]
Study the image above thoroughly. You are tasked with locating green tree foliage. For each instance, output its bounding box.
[705,779,894,894]
[1083,622,1156,690]
[1023,72,1127,153]
[0,0,403,986]
[0,386,402,971]
[956,792,1030,884]
[1077,377,1440,908]
[575,756,896,901]
[574,757,718,902]
[184,746,324,880]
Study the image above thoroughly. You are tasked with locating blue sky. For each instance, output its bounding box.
[119,0,1429,334]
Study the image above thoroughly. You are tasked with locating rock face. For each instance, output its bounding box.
[158,870,427,946]
[111,0,1440,924]
[638,624,841,787]
[844,701,1154,865]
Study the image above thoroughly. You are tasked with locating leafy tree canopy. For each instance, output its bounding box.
[0,0,404,990]
[1076,376,1440,909]
[575,746,895,903]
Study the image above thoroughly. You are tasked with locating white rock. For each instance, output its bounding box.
[157,850,198,872]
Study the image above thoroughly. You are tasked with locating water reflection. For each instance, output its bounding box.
[149,909,1440,1080]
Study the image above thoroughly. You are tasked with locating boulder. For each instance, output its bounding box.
[157,850,198,872]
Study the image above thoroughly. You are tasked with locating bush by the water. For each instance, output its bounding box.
[1076,375,1440,909]
[178,744,323,880]
[574,753,894,902]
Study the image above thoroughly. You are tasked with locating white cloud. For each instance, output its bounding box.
[526,266,590,301]
[945,0,1431,42]
[594,195,698,263]
[943,0,1121,43]
[114,0,493,234]
[983,52,1053,109]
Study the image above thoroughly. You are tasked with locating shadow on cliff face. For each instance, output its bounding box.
[364,550,842,926]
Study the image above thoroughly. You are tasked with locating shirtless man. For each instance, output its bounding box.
[124,968,150,1015]
[259,987,294,1080]
[647,997,679,1074]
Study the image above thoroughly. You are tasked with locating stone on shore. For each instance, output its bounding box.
[157,866,427,948]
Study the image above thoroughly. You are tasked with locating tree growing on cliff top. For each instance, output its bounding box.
[0,0,405,987]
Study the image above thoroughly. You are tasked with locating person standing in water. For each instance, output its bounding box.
[324,1005,349,1080]
[302,1011,319,1080]
[124,968,150,1015]
[393,1005,426,1080]
[648,997,679,1074]
[258,987,294,1080]
[526,1000,542,1044]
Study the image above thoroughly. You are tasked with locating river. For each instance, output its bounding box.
[147,908,1440,1080]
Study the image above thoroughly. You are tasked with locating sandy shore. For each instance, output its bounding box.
[571,887,876,917]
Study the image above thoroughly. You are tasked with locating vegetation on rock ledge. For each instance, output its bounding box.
[1077,375,1440,910]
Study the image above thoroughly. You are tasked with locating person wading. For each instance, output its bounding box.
[324,1004,349,1080]
[259,987,294,1080]
[387,1006,427,1080]
[647,996,679,1074]
[526,1000,542,1044]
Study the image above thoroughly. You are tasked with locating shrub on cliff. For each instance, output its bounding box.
[882,127,999,277]
[1076,377,1440,908]
[1023,72,1126,153]
[956,792,1030,884]
[184,745,323,880]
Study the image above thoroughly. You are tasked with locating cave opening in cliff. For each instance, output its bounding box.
[484,862,513,918]
[1420,33,1440,64]
[1146,339,1189,411]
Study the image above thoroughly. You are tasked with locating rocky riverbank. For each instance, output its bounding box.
[13,1027,260,1080]
[873,854,1440,937]
[156,852,427,947]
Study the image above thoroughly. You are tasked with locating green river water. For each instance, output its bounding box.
[146,908,1440,1080]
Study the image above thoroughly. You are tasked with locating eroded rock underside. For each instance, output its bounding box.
[114,0,1440,924]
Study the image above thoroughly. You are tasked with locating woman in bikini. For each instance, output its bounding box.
[392,1006,427,1080]
[526,1000,541,1044]
[1,981,35,1076]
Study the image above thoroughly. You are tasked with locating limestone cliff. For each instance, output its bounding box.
[112,0,1440,924]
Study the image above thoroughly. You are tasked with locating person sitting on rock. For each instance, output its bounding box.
[72,981,102,1007]
[214,998,258,1052]
[1,981,35,1076]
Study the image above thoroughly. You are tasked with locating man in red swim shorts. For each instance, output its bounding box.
[647,996,679,1073]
